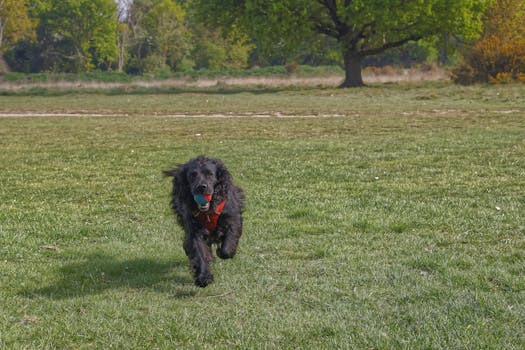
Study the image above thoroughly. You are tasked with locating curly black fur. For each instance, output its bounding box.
[164,155,244,287]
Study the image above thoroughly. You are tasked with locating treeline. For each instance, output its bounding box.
[0,0,445,75]
[1,0,245,74]
[1,0,329,74]
[0,0,524,85]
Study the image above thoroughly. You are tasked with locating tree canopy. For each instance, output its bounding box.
[0,0,35,50]
[142,0,189,71]
[35,0,118,71]
[196,0,489,87]
[2,0,497,84]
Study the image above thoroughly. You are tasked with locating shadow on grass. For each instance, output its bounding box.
[22,253,195,299]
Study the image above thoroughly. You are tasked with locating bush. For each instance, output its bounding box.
[450,63,477,85]
[489,72,514,84]
[453,36,525,85]
[452,0,525,85]
[284,61,299,74]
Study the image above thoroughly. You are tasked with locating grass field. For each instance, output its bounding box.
[0,82,524,349]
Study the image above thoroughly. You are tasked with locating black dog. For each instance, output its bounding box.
[164,156,244,287]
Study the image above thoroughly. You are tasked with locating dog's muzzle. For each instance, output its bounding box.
[194,194,212,211]
[197,203,210,211]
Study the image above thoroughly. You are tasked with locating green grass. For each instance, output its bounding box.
[1,65,343,85]
[1,81,524,115]
[0,82,524,349]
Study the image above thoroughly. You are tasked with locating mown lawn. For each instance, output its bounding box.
[0,83,524,349]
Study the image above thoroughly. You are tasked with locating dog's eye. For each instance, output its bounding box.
[201,168,214,177]
[189,171,198,178]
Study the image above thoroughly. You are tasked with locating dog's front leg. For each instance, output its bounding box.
[183,229,214,287]
[216,215,242,260]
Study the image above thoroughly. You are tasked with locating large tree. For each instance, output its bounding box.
[125,0,190,73]
[143,0,189,70]
[36,0,118,71]
[196,0,488,87]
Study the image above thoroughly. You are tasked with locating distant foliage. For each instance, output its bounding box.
[363,42,434,68]
[0,0,35,50]
[452,0,525,84]
[124,0,252,74]
[125,0,187,74]
[0,0,491,78]
[4,0,118,73]
[190,26,253,71]
[194,0,488,87]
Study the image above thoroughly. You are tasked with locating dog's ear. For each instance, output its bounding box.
[162,168,177,177]
[164,164,191,204]
[213,159,232,200]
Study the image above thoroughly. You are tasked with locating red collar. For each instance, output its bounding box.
[192,200,227,233]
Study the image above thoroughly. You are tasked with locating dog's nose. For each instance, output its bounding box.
[197,184,208,192]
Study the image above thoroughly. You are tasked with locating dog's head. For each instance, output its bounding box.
[164,155,231,211]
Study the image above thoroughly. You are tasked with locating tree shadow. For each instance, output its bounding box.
[22,253,195,299]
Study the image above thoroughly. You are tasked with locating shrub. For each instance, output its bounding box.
[453,42,525,84]
[362,66,381,76]
[452,0,525,84]
[450,63,477,85]
[381,65,397,76]
[489,72,514,84]
[284,61,299,74]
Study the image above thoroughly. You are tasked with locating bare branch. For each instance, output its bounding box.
[316,0,349,38]
[361,35,422,57]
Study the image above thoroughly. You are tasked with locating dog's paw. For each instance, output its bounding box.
[195,273,213,288]
[217,246,236,260]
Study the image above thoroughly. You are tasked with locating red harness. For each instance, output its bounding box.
[193,200,227,233]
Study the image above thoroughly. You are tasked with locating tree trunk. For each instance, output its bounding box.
[117,24,128,73]
[0,53,10,74]
[117,31,125,72]
[340,51,364,88]
[0,17,5,49]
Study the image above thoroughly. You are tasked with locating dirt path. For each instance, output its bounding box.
[1,109,521,119]
[0,112,343,118]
